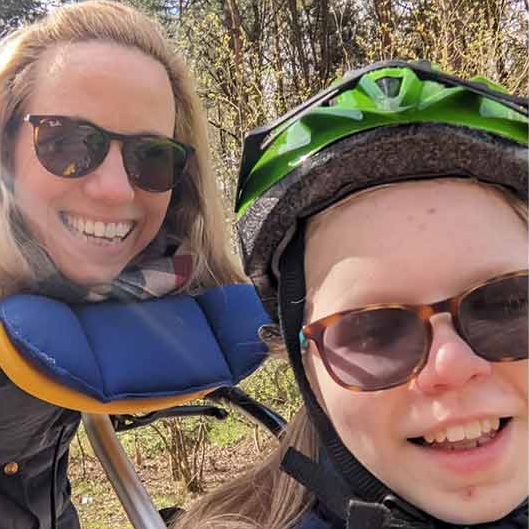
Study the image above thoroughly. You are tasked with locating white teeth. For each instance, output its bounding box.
[84,219,94,235]
[116,222,129,238]
[480,418,491,433]
[435,430,446,443]
[464,421,482,440]
[94,221,105,237]
[63,214,132,240]
[421,417,503,444]
[446,425,465,442]
[424,433,435,444]
[105,223,116,238]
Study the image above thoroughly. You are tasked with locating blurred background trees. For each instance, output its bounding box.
[0,0,67,36]
[126,0,528,226]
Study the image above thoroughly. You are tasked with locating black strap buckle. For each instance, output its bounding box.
[382,494,431,525]
[346,498,390,529]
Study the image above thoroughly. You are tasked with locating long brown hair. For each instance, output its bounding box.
[175,407,318,529]
[0,0,244,297]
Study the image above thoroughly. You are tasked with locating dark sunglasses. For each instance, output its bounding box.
[235,59,528,210]
[24,115,194,193]
[300,270,528,392]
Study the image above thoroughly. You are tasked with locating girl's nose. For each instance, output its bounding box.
[414,313,492,394]
[83,142,135,204]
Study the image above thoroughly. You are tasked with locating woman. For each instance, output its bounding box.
[0,1,243,527]
[175,62,528,529]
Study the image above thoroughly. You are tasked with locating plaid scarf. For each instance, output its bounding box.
[19,224,193,303]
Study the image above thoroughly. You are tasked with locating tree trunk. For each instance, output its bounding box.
[287,0,310,88]
[373,0,393,58]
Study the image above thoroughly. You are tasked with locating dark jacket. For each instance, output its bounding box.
[295,502,529,529]
[0,368,81,529]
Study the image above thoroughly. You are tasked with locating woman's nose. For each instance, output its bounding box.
[414,313,492,394]
[83,142,135,203]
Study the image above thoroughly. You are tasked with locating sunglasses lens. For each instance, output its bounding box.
[34,117,106,178]
[124,138,188,192]
[322,308,427,391]
[460,273,528,361]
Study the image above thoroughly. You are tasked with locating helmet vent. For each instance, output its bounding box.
[375,77,402,98]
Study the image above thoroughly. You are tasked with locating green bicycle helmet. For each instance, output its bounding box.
[236,60,528,321]
[235,60,528,527]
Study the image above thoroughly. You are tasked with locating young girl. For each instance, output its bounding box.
[0,1,243,527]
[175,62,527,529]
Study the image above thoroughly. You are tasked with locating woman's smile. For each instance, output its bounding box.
[55,208,139,260]
[60,212,136,243]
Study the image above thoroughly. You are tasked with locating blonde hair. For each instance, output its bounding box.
[175,407,317,529]
[0,0,244,297]
[174,178,527,529]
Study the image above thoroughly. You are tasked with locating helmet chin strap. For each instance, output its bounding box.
[277,223,434,528]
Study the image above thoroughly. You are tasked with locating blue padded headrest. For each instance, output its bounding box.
[0,284,270,403]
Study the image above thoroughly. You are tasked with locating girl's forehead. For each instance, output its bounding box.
[305,179,525,251]
[303,180,527,319]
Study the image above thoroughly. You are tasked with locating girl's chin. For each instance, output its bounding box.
[405,487,526,526]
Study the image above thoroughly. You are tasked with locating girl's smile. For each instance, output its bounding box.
[410,415,505,448]
[407,416,515,473]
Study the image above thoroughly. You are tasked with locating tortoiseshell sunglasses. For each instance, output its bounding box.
[300,270,528,392]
